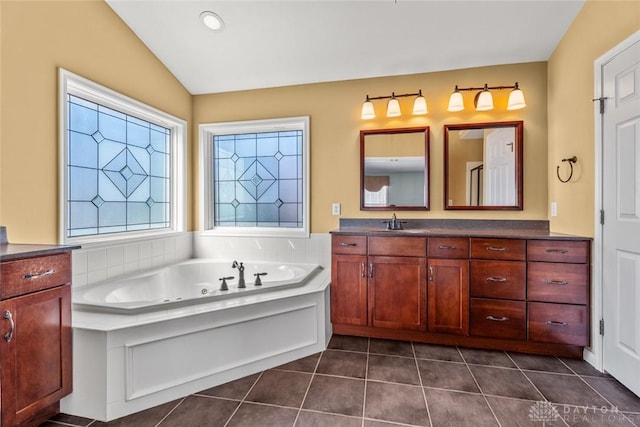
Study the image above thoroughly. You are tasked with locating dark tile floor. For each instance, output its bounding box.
[42,335,640,427]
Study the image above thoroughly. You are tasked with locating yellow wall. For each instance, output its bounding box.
[194,62,549,233]
[548,0,640,237]
[0,0,192,244]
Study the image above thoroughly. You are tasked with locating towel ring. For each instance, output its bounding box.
[556,156,577,183]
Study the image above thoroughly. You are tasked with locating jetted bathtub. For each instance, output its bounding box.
[73,259,322,313]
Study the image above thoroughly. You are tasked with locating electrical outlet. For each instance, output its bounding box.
[551,202,558,217]
[332,203,341,216]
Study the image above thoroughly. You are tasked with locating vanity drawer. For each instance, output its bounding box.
[470,238,526,261]
[428,237,469,259]
[527,262,589,305]
[470,260,526,300]
[0,252,72,299]
[528,302,589,346]
[332,235,367,255]
[368,236,427,257]
[470,299,526,340]
[527,240,589,264]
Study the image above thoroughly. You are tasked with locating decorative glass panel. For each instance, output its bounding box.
[67,95,171,237]
[213,130,303,228]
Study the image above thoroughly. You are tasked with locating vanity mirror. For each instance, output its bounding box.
[360,127,430,211]
[444,121,523,210]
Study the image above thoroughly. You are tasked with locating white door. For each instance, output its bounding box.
[602,35,640,396]
[484,128,516,205]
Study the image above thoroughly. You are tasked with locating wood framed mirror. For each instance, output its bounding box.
[360,127,430,211]
[444,121,523,210]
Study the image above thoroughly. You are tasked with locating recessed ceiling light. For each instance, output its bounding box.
[200,11,224,32]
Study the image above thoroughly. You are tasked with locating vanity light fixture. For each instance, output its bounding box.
[447,82,526,112]
[361,90,428,120]
[200,11,225,32]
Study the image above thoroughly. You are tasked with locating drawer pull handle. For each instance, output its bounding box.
[22,268,56,280]
[369,263,374,279]
[486,277,507,283]
[486,316,509,322]
[438,245,457,250]
[4,311,14,343]
[339,242,357,247]
[546,320,568,327]
[429,265,434,282]
[545,249,568,254]
[487,246,507,252]
[361,262,366,278]
[546,280,569,286]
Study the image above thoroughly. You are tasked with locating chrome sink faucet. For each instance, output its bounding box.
[232,261,246,288]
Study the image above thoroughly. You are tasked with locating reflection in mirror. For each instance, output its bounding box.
[444,121,523,210]
[360,127,430,210]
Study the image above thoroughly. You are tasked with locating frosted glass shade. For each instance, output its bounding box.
[475,89,494,111]
[507,88,526,110]
[361,100,375,119]
[412,95,428,115]
[386,98,401,117]
[448,91,464,112]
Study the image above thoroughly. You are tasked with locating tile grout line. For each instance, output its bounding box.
[222,370,264,427]
[556,357,640,427]
[458,347,504,427]
[155,397,187,427]
[362,337,370,427]
[413,341,434,427]
[506,354,570,427]
[292,351,324,426]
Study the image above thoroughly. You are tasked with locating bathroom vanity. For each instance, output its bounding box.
[0,228,79,426]
[331,220,590,357]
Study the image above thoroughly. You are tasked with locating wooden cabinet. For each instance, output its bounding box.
[330,235,427,331]
[0,252,73,426]
[526,240,590,346]
[427,258,469,335]
[330,230,591,358]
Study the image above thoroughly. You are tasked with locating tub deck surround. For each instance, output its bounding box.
[62,264,330,422]
[331,219,592,359]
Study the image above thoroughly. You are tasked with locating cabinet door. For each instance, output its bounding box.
[0,285,72,426]
[369,256,427,331]
[331,254,368,325]
[428,259,469,335]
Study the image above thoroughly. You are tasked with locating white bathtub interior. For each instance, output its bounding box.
[62,232,332,422]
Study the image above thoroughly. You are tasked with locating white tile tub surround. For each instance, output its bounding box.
[193,233,331,268]
[72,232,194,288]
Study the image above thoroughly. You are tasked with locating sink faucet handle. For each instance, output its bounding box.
[254,272,268,286]
[219,276,234,291]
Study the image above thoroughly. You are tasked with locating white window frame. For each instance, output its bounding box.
[58,68,187,245]
[199,116,310,238]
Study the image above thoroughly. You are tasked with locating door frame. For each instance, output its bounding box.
[592,29,640,372]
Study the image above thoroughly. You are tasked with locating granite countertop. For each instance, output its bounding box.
[332,219,592,240]
[0,243,81,262]
[0,227,80,261]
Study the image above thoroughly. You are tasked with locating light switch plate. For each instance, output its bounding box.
[551,202,557,217]
[332,203,341,216]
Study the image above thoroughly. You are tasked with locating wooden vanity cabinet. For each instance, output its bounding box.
[0,252,73,427]
[469,238,527,340]
[330,235,427,331]
[427,238,469,335]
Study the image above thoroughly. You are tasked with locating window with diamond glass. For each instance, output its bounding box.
[66,95,171,237]
[213,131,303,228]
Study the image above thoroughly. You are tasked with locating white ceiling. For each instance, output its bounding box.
[106,0,585,95]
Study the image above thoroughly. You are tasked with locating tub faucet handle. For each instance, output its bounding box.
[254,272,268,286]
[219,276,234,291]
